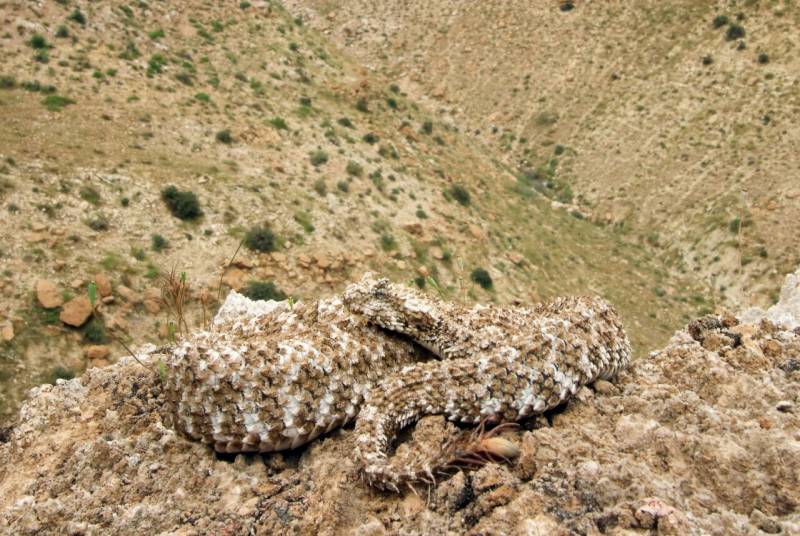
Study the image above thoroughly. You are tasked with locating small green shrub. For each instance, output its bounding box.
[82,317,108,343]
[337,117,354,128]
[241,280,287,301]
[355,97,369,113]
[346,161,363,177]
[712,14,729,28]
[757,52,769,64]
[86,214,110,231]
[151,234,169,252]
[470,268,493,290]
[362,132,379,144]
[293,211,315,233]
[147,53,167,76]
[380,233,397,251]
[29,34,50,49]
[420,120,433,134]
[726,24,745,41]
[148,29,165,40]
[244,225,278,252]
[0,75,16,89]
[45,366,75,384]
[42,95,75,112]
[313,178,327,196]
[269,117,288,130]
[336,180,350,193]
[79,186,101,205]
[56,25,69,38]
[161,185,202,220]
[702,55,714,65]
[414,276,426,289]
[68,8,86,25]
[195,92,210,103]
[448,184,471,207]
[309,150,328,166]
[215,129,233,144]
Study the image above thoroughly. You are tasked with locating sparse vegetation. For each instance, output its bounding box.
[346,161,363,177]
[471,268,493,290]
[215,129,233,144]
[269,117,288,130]
[294,212,315,234]
[726,24,745,41]
[244,225,278,252]
[42,95,75,111]
[447,184,471,207]
[309,150,329,167]
[712,15,729,29]
[241,280,287,302]
[151,234,169,252]
[161,186,202,221]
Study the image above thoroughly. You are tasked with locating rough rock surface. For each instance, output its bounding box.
[1,274,799,535]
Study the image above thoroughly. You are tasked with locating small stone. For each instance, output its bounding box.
[59,296,92,327]
[762,339,782,357]
[417,265,430,277]
[507,252,525,265]
[468,224,484,239]
[101,296,115,305]
[401,222,423,236]
[93,273,112,297]
[221,268,247,291]
[430,247,444,260]
[84,345,110,360]
[1,323,13,342]
[593,379,618,396]
[36,279,64,308]
[116,285,141,304]
[776,401,793,413]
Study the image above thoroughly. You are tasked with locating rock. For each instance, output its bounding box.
[36,279,63,309]
[507,252,525,265]
[59,296,92,327]
[401,222,424,236]
[84,345,110,360]
[430,247,444,260]
[352,518,386,536]
[522,515,562,535]
[1,323,13,342]
[93,273,112,297]
[417,266,430,277]
[143,288,162,314]
[634,497,688,533]
[776,400,793,413]
[593,379,618,396]
[116,285,141,304]
[468,224,484,239]
[221,268,247,291]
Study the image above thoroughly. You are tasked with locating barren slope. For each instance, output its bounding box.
[285,0,800,309]
[0,1,714,420]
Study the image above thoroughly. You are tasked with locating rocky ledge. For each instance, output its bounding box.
[0,270,798,535]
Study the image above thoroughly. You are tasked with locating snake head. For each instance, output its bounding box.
[342,273,407,330]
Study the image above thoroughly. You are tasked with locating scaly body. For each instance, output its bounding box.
[165,275,631,491]
[342,276,631,490]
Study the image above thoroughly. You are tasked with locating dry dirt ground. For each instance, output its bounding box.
[0,269,798,535]
[285,0,800,310]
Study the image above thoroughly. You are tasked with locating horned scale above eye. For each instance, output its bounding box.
[163,273,631,490]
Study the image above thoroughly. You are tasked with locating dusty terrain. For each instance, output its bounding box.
[0,269,798,535]
[285,0,800,308]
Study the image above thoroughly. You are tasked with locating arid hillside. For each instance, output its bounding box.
[0,1,709,420]
[285,0,800,309]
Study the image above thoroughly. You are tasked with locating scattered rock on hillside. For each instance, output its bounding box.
[93,273,112,297]
[84,345,110,360]
[0,323,13,342]
[35,279,63,309]
[59,296,92,327]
